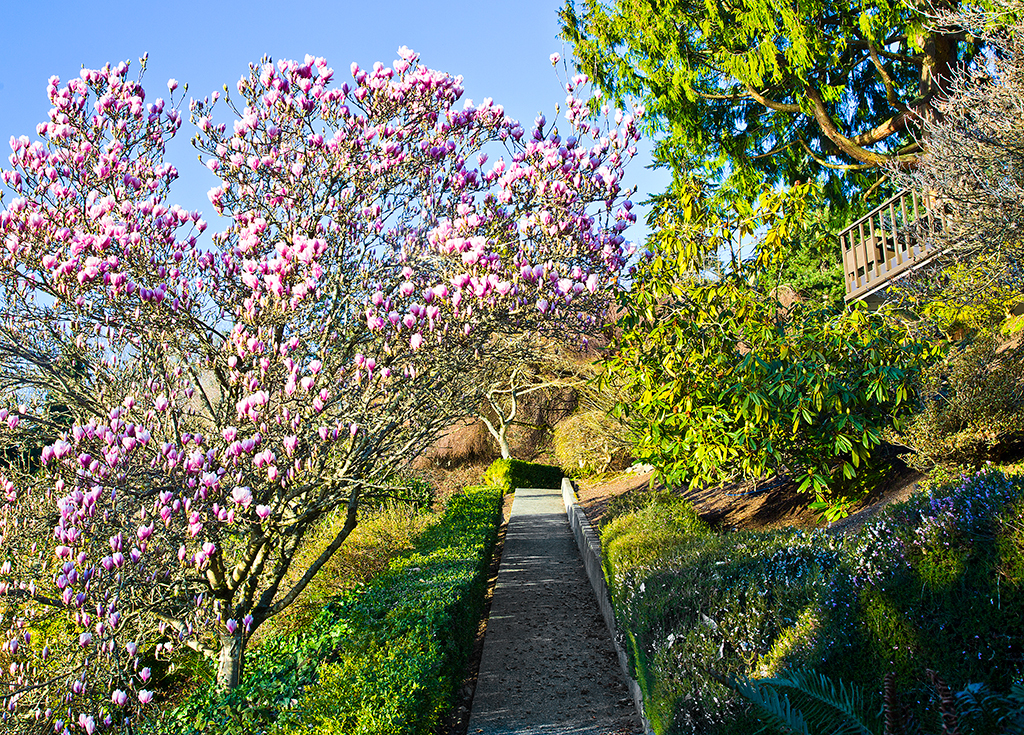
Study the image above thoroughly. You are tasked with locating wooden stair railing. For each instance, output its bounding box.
[840,189,945,304]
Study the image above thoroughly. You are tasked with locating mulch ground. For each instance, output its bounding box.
[575,463,924,535]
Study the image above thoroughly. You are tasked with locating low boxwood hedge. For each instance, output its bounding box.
[482,458,563,493]
[147,483,503,735]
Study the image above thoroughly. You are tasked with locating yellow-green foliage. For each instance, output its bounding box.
[481,458,563,492]
[601,494,709,588]
[553,409,632,478]
[752,607,822,678]
[272,484,502,735]
[998,494,1024,586]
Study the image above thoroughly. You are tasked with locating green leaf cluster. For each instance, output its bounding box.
[605,182,937,517]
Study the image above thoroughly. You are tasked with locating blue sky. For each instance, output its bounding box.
[0,0,667,242]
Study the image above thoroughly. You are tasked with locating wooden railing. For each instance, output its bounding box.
[840,189,944,303]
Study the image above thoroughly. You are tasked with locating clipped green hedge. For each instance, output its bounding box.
[482,458,563,493]
[603,469,1024,735]
[147,484,503,735]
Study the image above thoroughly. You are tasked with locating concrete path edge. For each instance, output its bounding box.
[561,478,654,735]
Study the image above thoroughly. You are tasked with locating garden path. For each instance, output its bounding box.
[466,486,641,735]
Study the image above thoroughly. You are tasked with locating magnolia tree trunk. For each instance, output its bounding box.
[216,632,245,691]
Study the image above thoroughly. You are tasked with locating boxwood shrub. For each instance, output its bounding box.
[146,483,503,735]
[482,458,563,493]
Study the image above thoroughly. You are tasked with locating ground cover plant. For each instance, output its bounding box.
[0,47,639,731]
[601,467,1024,734]
[140,481,502,735]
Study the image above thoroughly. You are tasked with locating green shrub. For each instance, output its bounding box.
[145,484,503,735]
[552,409,632,478]
[481,458,563,493]
[892,336,1024,469]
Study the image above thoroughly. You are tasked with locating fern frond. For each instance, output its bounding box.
[715,671,812,735]
[761,668,881,735]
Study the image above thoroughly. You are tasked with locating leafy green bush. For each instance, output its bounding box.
[481,458,563,492]
[605,182,936,519]
[145,484,503,735]
[891,336,1024,470]
[552,409,633,478]
[602,469,1024,734]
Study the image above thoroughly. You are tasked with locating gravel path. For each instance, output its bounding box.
[466,487,642,735]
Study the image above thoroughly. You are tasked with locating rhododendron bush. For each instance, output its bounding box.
[0,49,639,732]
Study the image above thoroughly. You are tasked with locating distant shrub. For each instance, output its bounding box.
[416,419,496,469]
[892,336,1024,469]
[482,458,563,493]
[552,409,632,478]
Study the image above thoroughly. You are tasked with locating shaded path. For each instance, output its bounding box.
[467,487,641,735]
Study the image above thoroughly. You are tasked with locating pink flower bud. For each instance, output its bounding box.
[230,486,253,508]
[138,689,153,704]
[79,714,96,735]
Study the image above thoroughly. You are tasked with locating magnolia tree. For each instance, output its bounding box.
[0,49,639,732]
